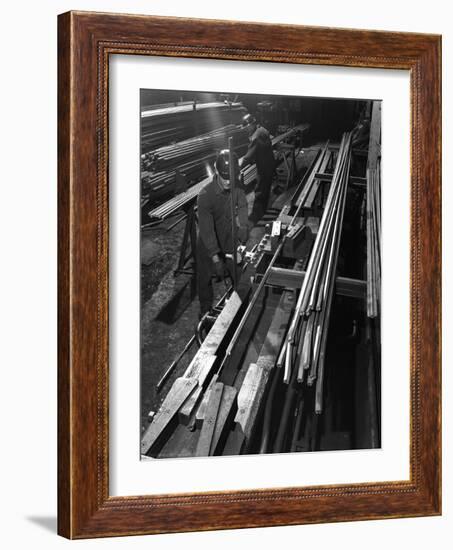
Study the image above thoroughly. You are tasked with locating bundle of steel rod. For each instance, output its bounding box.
[142,151,216,194]
[366,162,381,318]
[142,124,249,171]
[281,133,353,415]
[141,101,247,153]
[147,178,207,222]
[142,121,306,194]
[145,126,311,222]
[143,139,249,212]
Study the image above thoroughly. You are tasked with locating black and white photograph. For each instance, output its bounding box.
[140,89,381,459]
[1,0,447,545]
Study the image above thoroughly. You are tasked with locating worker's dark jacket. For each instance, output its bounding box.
[196,175,248,313]
[242,126,275,179]
[197,175,248,257]
[242,126,276,223]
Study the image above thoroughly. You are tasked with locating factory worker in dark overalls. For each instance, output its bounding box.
[197,150,249,317]
[239,114,276,224]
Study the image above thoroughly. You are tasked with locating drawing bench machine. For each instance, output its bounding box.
[141,121,381,458]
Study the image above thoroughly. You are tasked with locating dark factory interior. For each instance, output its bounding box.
[140,89,381,459]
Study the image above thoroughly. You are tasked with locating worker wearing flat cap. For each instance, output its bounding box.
[197,150,249,317]
[239,114,276,224]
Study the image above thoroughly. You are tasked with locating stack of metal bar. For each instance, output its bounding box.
[366,163,381,318]
[141,124,250,202]
[146,178,207,223]
[141,123,310,204]
[141,101,247,153]
[146,124,310,225]
[281,132,353,414]
[141,152,214,205]
[142,125,250,206]
[142,124,249,171]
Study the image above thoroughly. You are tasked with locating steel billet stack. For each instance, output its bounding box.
[366,163,381,318]
[281,132,353,414]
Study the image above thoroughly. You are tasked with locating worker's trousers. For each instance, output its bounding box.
[196,239,233,316]
[250,172,273,224]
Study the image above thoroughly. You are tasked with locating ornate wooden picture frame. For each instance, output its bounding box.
[58,11,441,539]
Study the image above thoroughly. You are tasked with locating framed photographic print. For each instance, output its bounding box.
[58,11,441,538]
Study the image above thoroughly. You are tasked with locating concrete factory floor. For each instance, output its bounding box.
[140,148,319,431]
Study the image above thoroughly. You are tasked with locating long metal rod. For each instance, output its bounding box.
[285,134,350,350]
[282,133,352,390]
[366,164,381,318]
[299,140,350,315]
[228,137,238,288]
[156,335,197,392]
[312,154,351,403]
[295,139,346,316]
[306,175,345,312]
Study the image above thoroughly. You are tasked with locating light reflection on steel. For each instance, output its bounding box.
[281,132,353,415]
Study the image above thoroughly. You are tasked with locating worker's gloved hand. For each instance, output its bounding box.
[212,255,226,281]
[237,226,249,244]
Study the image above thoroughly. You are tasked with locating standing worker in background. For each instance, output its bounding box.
[239,113,276,224]
[197,150,249,317]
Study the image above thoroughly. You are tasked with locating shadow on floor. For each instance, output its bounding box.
[155,274,197,324]
[26,516,57,534]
